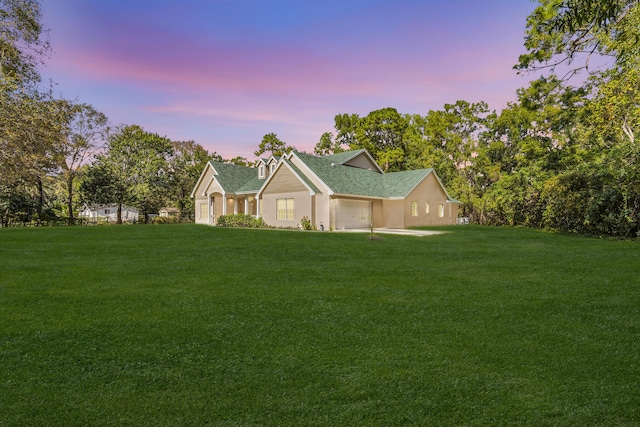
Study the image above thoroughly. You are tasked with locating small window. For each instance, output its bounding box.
[276,198,294,221]
[438,203,445,218]
[104,209,110,214]
[259,165,265,179]
[425,202,430,214]
[411,201,418,217]
[270,163,276,173]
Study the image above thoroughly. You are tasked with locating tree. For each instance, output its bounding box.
[59,103,109,223]
[81,125,173,223]
[226,156,251,166]
[254,132,290,157]
[1,0,69,223]
[333,113,360,147]
[516,0,639,76]
[168,140,218,218]
[313,131,345,156]
[1,0,48,87]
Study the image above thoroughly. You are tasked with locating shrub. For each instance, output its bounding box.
[153,216,181,224]
[216,214,268,228]
[299,216,314,230]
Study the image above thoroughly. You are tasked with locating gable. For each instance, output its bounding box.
[191,163,215,198]
[405,172,448,200]
[261,163,311,195]
[342,151,382,172]
[323,149,383,173]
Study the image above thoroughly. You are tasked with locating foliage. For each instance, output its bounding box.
[516,0,639,75]
[225,156,251,167]
[298,215,313,230]
[80,125,173,223]
[313,131,345,155]
[59,103,109,223]
[167,140,217,219]
[1,225,639,425]
[152,215,182,224]
[0,0,48,87]
[254,132,290,157]
[215,213,268,228]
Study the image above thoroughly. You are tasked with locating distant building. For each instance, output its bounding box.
[159,207,179,218]
[78,204,139,223]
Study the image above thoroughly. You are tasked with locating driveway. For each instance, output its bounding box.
[336,227,446,237]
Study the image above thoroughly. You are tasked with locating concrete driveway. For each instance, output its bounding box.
[336,228,446,237]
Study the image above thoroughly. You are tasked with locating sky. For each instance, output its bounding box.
[41,0,540,159]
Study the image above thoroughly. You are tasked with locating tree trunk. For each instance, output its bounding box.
[36,177,44,216]
[117,203,123,224]
[67,173,74,224]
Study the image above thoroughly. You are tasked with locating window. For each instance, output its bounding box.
[270,163,276,173]
[258,165,265,179]
[411,201,418,217]
[104,209,110,214]
[438,203,445,218]
[200,203,208,219]
[277,198,294,220]
[425,202,430,214]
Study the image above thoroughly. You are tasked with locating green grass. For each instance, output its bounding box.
[1,224,639,426]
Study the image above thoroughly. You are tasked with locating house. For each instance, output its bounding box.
[191,149,461,230]
[159,207,179,218]
[78,204,139,223]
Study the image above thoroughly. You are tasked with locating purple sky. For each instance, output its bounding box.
[41,0,539,159]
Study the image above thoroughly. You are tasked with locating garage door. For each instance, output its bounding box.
[335,199,371,230]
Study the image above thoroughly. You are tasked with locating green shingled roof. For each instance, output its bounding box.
[322,149,367,164]
[209,161,258,193]
[293,151,434,198]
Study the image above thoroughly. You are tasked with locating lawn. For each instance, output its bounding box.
[1,224,639,426]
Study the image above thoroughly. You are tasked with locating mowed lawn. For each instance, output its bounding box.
[1,224,639,426]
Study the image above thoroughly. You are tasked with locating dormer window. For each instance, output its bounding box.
[259,165,265,179]
[270,163,276,174]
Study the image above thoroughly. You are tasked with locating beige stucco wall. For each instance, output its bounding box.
[313,192,330,230]
[261,190,312,227]
[195,198,208,224]
[381,199,405,228]
[403,173,458,226]
[372,199,384,228]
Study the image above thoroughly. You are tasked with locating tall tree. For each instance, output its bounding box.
[59,103,109,223]
[81,125,173,223]
[254,132,290,157]
[349,108,411,171]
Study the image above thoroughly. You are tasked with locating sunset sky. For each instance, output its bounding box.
[41,0,539,159]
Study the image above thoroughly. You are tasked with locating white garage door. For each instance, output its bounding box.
[335,199,371,230]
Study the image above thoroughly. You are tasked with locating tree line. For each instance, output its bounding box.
[2,0,638,237]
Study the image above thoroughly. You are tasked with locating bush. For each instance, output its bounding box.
[216,214,268,228]
[153,216,181,224]
[299,216,314,230]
